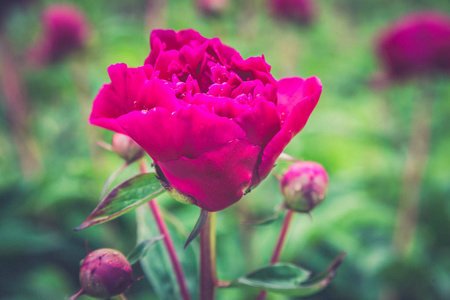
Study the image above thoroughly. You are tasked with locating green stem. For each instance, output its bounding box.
[200,212,217,300]
[392,80,434,257]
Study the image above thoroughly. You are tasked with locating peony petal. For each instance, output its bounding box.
[207,37,241,66]
[90,64,158,134]
[136,78,182,112]
[90,84,129,134]
[276,76,322,124]
[213,98,249,118]
[158,140,261,211]
[234,100,281,147]
[117,108,179,161]
[231,56,277,85]
[179,43,209,74]
[117,105,246,162]
[107,63,128,99]
[177,29,207,48]
[257,79,322,183]
[153,49,181,80]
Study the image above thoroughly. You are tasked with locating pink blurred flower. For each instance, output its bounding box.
[280,161,328,213]
[90,29,322,212]
[269,0,316,25]
[197,0,229,16]
[28,4,90,65]
[376,12,450,81]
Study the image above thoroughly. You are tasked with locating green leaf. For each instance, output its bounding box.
[184,209,209,249]
[241,210,282,226]
[75,173,164,230]
[136,203,199,300]
[231,252,345,297]
[127,235,164,265]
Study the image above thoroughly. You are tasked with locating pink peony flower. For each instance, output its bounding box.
[269,0,316,25]
[376,12,450,81]
[280,161,328,213]
[28,4,90,65]
[90,29,322,212]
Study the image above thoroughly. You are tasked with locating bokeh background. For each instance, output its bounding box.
[1,0,449,299]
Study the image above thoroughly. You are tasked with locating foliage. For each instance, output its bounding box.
[0,0,449,299]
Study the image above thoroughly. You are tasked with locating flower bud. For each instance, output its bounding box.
[280,161,328,213]
[111,133,144,163]
[79,248,133,298]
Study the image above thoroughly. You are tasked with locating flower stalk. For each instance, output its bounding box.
[270,209,294,264]
[141,159,191,300]
[257,209,294,300]
[393,80,434,257]
[200,212,218,300]
[148,201,191,300]
[0,31,41,176]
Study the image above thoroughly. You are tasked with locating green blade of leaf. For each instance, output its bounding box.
[231,252,345,297]
[136,204,199,300]
[184,209,209,249]
[75,173,164,230]
[127,235,164,265]
[241,211,282,226]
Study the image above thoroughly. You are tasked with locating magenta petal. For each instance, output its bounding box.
[158,140,261,212]
[207,37,241,66]
[117,105,246,162]
[257,79,322,183]
[153,50,180,80]
[179,43,208,72]
[117,108,179,162]
[277,76,322,123]
[151,29,178,50]
[213,98,248,118]
[231,56,277,85]
[90,84,129,134]
[107,63,128,99]
[234,100,281,147]
[136,78,181,112]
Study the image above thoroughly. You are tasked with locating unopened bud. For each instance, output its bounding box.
[280,161,328,213]
[111,133,144,163]
[79,248,133,298]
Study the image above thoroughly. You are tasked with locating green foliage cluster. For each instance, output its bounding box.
[0,0,449,299]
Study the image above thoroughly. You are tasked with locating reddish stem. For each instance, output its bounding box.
[140,159,191,300]
[200,212,217,300]
[270,209,294,264]
[68,289,84,300]
[149,201,191,300]
[257,209,295,300]
[0,30,41,176]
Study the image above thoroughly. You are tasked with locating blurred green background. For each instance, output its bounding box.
[1,0,449,299]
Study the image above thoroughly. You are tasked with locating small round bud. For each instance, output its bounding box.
[111,133,144,163]
[280,161,328,213]
[79,248,133,298]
